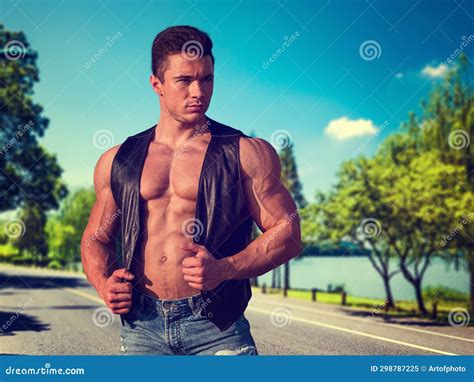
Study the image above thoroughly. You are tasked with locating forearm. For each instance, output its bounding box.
[224,222,302,280]
[80,233,118,299]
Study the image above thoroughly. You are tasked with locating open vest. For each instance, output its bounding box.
[110,117,254,331]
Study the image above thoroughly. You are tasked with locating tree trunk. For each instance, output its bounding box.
[250,277,259,287]
[283,262,290,290]
[382,275,395,309]
[469,249,474,317]
[414,279,427,315]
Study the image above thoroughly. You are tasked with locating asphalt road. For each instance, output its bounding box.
[0,265,473,355]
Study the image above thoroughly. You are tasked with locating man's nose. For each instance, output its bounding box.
[189,80,204,98]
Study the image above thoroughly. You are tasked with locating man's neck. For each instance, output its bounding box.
[153,114,210,148]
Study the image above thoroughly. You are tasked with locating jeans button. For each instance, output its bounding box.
[207,312,213,318]
[163,302,171,309]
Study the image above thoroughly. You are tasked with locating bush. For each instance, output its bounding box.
[423,285,468,303]
[47,260,62,270]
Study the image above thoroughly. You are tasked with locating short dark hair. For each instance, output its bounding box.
[151,25,214,82]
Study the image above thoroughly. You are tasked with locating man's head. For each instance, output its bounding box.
[150,25,214,125]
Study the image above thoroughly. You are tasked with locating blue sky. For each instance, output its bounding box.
[3,0,474,203]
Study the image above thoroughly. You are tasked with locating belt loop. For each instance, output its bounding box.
[187,296,195,312]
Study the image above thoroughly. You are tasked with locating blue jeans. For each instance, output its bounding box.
[119,290,259,355]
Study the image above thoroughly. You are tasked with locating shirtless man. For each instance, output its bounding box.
[81,25,302,355]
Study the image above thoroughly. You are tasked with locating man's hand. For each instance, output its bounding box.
[100,268,134,314]
[180,241,232,290]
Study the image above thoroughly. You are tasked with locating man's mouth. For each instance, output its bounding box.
[187,104,205,111]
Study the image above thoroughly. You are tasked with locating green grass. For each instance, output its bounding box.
[253,286,471,322]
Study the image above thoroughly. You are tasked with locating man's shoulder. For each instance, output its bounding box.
[239,136,280,177]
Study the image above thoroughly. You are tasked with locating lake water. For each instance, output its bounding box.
[257,256,469,301]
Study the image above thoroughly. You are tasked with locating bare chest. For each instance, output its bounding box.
[139,137,211,202]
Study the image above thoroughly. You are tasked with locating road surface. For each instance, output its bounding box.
[0,265,472,355]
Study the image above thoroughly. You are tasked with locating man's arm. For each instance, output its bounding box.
[181,136,303,290]
[80,145,134,313]
[224,136,303,279]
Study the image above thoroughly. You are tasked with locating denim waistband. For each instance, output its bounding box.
[133,289,206,313]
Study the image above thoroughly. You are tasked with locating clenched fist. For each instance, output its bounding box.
[181,241,232,290]
[100,268,134,314]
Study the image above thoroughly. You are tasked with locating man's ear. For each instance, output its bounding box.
[149,74,163,96]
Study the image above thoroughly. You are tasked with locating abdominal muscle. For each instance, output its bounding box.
[130,195,202,300]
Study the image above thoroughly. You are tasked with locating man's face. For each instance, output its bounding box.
[152,53,214,124]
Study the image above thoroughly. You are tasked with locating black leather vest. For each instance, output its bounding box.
[110,117,254,331]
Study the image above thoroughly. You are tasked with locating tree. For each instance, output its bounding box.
[46,188,95,268]
[301,157,400,308]
[277,142,307,291]
[0,24,67,212]
[13,201,48,265]
[398,53,474,314]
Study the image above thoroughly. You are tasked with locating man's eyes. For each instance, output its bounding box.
[177,77,213,83]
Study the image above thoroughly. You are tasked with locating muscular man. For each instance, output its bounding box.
[81,25,302,355]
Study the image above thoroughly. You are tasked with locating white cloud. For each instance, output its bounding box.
[395,72,403,79]
[421,63,448,78]
[325,117,378,140]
